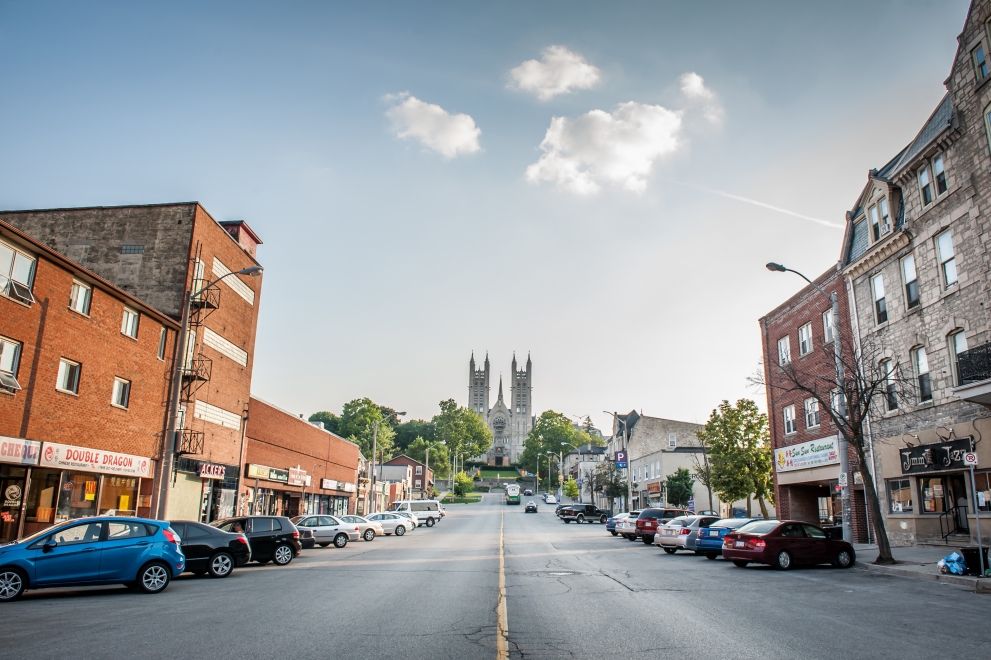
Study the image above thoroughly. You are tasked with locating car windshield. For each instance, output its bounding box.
[737,521,778,535]
[638,509,665,519]
[711,518,753,529]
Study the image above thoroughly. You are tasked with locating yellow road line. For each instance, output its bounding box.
[497,509,508,660]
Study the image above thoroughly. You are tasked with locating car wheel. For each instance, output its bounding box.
[318,542,331,547]
[774,550,792,570]
[835,548,855,568]
[564,519,571,523]
[626,535,636,541]
[642,535,654,545]
[334,533,348,548]
[363,529,375,542]
[705,552,719,560]
[273,544,294,566]
[599,515,607,524]
[208,552,234,578]
[256,559,271,564]
[395,525,406,536]
[426,518,435,527]
[0,568,26,602]
[610,531,618,536]
[576,514,585,523]
[137,562,171,594]
[663,547,676,554]
[732,560,749,568]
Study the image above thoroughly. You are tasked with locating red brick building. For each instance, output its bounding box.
[0,219,179,541]
[384,454,434,498]
[759,265,869,542]
[244,397,360,518]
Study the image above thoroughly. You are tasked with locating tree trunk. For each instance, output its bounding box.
[746,494,752,517]
[757,496,769,520]
[707,486,713,514]
[852,441,894,564]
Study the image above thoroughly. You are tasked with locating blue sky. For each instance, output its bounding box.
[0,1,969,429]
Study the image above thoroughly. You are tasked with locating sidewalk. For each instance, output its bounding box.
[854,543,990,590]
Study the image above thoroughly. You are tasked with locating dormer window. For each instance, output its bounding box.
[867,197,890,243]
[918,155,947,207]
[932,154,947,195]
[919,167,933,206]
[878,198,891,234]
[869,205,881,241]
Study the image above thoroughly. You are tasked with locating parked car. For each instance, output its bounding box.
[169,520,250,578]
[616,510,641,540]
[545,495,557,504]
[606,512,630,536]
[211,516,301,566]
[722,520,856,570]
[340,515,384,541]
[291,515,360,548]
[654,515,721,554]
[0,517,185,601]
[635,508,690,544]
[696,518,765,559]
[392,511,420,529]
[389,500,442,527]
[525,501,538,513]
[560,504,610,524]
[365,512,414,535]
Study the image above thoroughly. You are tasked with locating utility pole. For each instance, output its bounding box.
[370,410,405,514]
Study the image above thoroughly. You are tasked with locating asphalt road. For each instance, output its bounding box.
[4,495,990,659]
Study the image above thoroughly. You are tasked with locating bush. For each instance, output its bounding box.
[454,471,474,497]
[475,485,491,493]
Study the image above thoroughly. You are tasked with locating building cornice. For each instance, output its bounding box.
[842,230,911,280]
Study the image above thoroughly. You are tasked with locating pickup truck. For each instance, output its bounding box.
[560,504,610,524]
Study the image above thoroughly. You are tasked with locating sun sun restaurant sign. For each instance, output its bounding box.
[39,442,152,477]
[774,436,839,473]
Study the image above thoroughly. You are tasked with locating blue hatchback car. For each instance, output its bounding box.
[696,518,767,559]
[0,516,185,601]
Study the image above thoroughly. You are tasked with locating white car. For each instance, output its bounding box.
[365,512,415,536]
[392,511,420,529]
[340,515,385,541]
[545,495,557,504]
[615,510,642,540]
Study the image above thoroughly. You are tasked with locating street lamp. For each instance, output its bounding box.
[424,440,445,500]
[766,261,852,544]
[604,411,632,513]
[155,265,263,520]
[370,410,405,513]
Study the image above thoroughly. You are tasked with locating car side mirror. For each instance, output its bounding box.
[43,539,58,552]
[824,530,834,540]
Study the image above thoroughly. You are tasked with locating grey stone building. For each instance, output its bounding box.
[839,1,991,545]
[468,352,533,466]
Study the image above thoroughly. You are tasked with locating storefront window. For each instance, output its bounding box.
[920,477,947,513]
[23,468,62,535]
[0,465,28,543]
[55,471,99,523]
[887,478,913,513]
[99,476,139,516]
[974,472,991,512]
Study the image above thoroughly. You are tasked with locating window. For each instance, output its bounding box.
[871,274,887,324]
[0,336,22,392]
[918,166,933,206]
[887,479,913,513]
[830,389,846,417]
[932,155,947,196]
[51,522,104,545]
[881,359,898,412]
[120,244,144,254]
[414,479,422,488]
[121,307,139,338]
[949,331,968,387]
[0,239,37,304]
[914,347,932,402]
[69,280,92,315]
[415,466,423,475]
[249,518,272,533]
[869,204,881,241]
[107,521,150,539]
[158,327,167,360]
[975,44,988,81]
[822,310,834,343]
[936,231,957,288]
[798,323,813,355]
[57,358,81,394]
[878,198,891,235]
[901,254,920,309]
[112,377,131,409]
[804,398,820,428]
[783,405,796,434]
[668,434,677,448]
[919,476,948,513]
[778,336,791,366]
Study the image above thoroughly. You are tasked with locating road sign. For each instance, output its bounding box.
[838,472,848,487]
[964,452,978,466]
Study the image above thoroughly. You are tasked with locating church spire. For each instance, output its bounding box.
[498,375,504,401]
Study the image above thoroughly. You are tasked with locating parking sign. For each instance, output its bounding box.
[964,452,978,466]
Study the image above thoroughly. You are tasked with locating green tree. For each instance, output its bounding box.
[520,411,603,477]
[432,399,492,463]
[562,476,580,501]
[394,419,436,453]
[453,471,474,497]
[596,462,628,514]
[665,467,695,508]
[307,411,340,435]
[697,399,774,519]
[337,398,396,460]
[406,436,450,476]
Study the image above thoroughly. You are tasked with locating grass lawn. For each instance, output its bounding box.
[475,468,520,479]
[441,494,483,504]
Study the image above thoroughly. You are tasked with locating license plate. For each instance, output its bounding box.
[735,541,745,548]
[710,531,719,537]
[665,529,674,535]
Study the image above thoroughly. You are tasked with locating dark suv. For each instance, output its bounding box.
[635,508,690,544]
[169,520,251,578]
[211,516,301,566]
[560,504,610,524]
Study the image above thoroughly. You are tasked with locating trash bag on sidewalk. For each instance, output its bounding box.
[937,552,967,575]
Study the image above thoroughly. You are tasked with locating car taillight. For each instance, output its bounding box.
[162,528,179,545]
[293,531,300,539]
[723,537,734,547]
[236,536,249,545]
[354,526,359,531]
[752,539,766,550]
[680,528,691,535]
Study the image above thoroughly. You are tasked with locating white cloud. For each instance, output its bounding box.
[509,45,601,100]
[384,92,481,158]
[525,102,682,195]
[679,72,723,125]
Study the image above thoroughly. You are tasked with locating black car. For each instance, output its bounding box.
[525,501,538,513]
[211,516,302,566]
[168,520,251,578]
[560,504,610,524]
[555,503,570,517]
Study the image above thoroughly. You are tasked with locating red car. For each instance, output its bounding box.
[634,508,690,545]
[722,520,856,570]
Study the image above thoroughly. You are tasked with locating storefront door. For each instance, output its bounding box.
[0,466,27,542]
[948,474,969,532]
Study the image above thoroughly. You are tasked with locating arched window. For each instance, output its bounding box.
[880,359,897,412]
[913,346,932,403]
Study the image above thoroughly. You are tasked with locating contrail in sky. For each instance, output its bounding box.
[674,182,844,229]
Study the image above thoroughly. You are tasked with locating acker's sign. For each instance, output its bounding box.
[775,436,839,473]
[0,436,41,466]
[40,442,151,477]
[900,437,973,475]
[197,463,227,480]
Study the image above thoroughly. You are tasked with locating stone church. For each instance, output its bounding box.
[468,352,533,466]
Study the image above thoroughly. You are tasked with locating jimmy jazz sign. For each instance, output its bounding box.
[900,437,973,475]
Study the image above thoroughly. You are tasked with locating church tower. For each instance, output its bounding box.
[509,353,534,462]
[468,352,532,466]
[468,352,490,415]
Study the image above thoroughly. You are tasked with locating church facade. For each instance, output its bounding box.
[468,353,533,466]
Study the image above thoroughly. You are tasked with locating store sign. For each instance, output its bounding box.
[900,438,973,475]
[197,463,227,480]
[4,484,22,507]
[615,451,627,468]
[246,464,289,483]
[0,436,41,466]
[774,436,839,473]
[40,442,151,477]
[320,479,355,492]
[647,482,661,494]
[288,467,308,486]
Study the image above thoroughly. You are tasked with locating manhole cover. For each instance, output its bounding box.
[547,572,574,576]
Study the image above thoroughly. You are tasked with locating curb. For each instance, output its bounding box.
[856,560,989,590]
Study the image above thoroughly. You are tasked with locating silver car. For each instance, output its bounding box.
[291,515,360,548]
[365,512,414,536]
[392,511,420,528]
[654,515,722,553]
[340,515,384,542]
[615,510,641,540]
